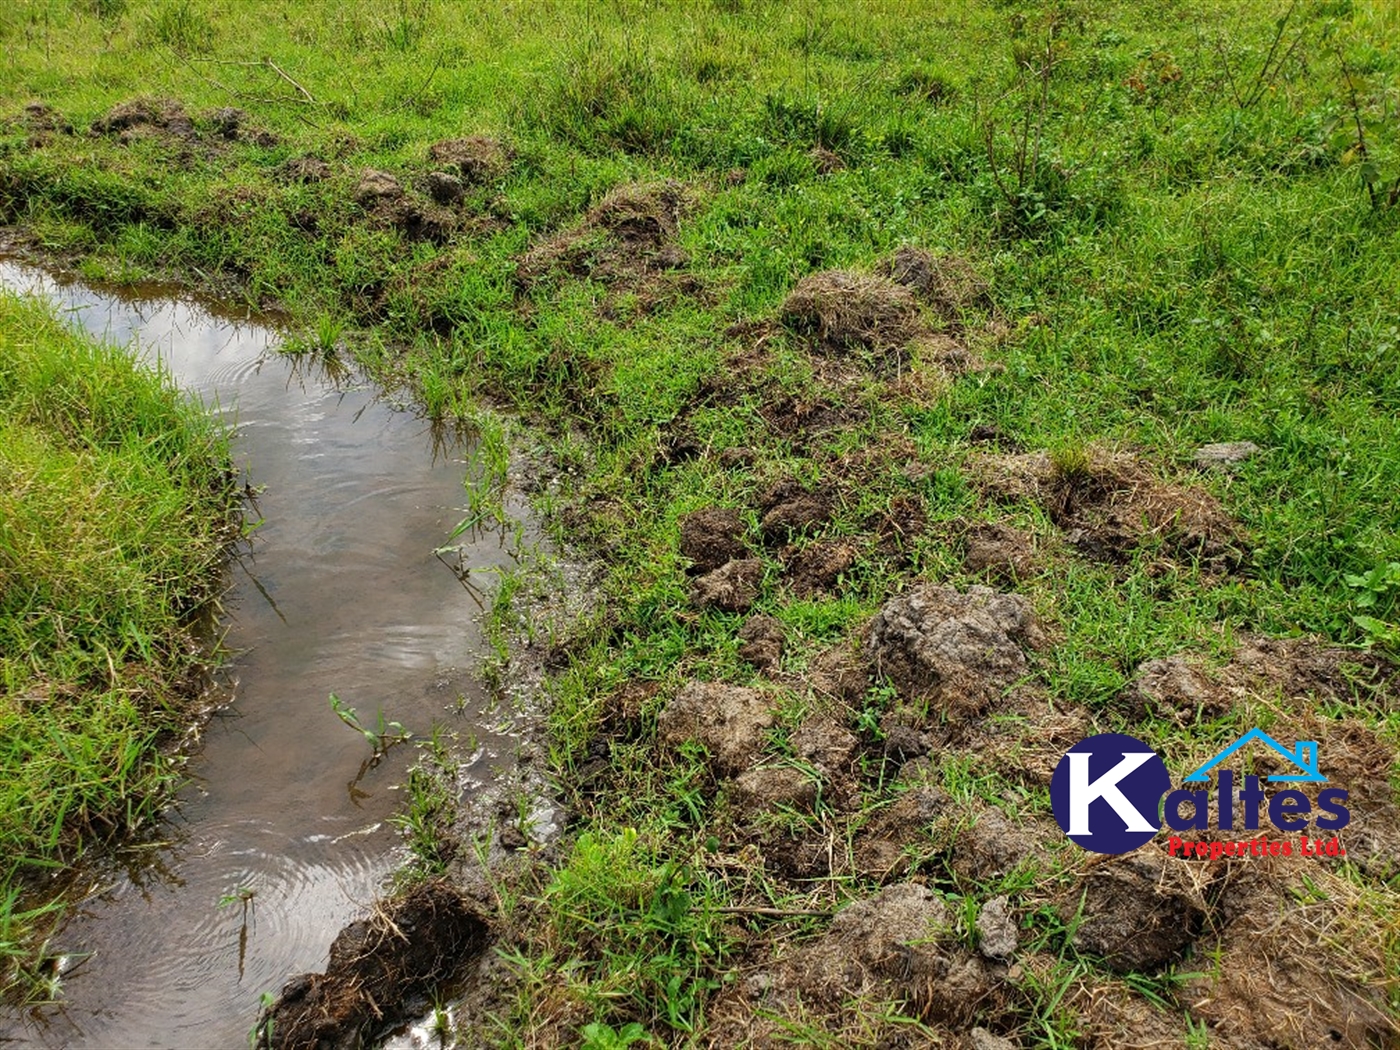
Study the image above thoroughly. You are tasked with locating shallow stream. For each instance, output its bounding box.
[0,262,521,1048]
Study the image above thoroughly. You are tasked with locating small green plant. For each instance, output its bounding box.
[580,1021,652,1049]
[329,693,411,759]
[1345,562,1400,647]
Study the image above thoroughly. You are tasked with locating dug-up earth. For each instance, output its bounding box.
[7,91,1399,1050]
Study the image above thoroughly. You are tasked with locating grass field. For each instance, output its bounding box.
[2,0,1400,1045]
[0,292,237,999]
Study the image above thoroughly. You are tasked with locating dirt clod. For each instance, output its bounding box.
[780,270,922,354]
[971,448,1240,566]
[1125,655,1230,724]
[867,584,1042,717]
[785,538,857,596]
[875,247,989,320]
[280,154,332,183]
[951,806,1050,883]
[656,681,774,775]
[91,98,196,143]
[425,170,465,205]
[805,644,869,704]
[759,481,832,541]
[737,614,784,671]
[1067,852,1208,973]
[970,1029,1018,1050]
[976,895,1018,961]
[354,168,404,206]
[258,879,488,1050]
[791,717,858,778]
[427,136,512,183]
[963,521,1035,580]
[679,506,747,574]
[730,766,817,817]
[689,557,763,612]
[516,180,689,287]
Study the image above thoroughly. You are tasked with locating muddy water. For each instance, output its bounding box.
[0,262,523,1048]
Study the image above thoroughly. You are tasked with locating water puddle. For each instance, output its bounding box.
[0,262,524,1047]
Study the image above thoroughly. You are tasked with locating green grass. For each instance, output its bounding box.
[0,292,237,998]
[2,0,1400,1041]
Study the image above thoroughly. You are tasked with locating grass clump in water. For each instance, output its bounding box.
[0,293,238,998]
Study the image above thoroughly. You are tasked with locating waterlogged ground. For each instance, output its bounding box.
[0,263,527,1048]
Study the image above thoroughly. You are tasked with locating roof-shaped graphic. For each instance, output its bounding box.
[1182,728,1326,783]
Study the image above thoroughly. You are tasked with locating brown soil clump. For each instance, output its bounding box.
[758,479,833,541]
[785,538,857,597]
[516,179,690,287]
[424,170,465,205]
[279,154,332,183]
[963,521,1036,581]
[427,136,512,182]
[91,97,196,144]
[867,584,1043,718]
[1065,851,1210,973]
[730,766,818,818]
[257,879,488,1050]
[1187,861,1398,1047]
[737,614,784,671]
[656,681,775,775]
[803,644,870,704]
[689,557,764,612]
[354,168,404,205]
[875,247,989,320]
[203,106,277,146]
[779,270,922,354]
[950,805,1052,883]
[679,506,748,574]
[970,448,1241,565]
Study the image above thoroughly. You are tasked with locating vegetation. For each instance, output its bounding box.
[0,292,237,998]
[2,0,1400,1044]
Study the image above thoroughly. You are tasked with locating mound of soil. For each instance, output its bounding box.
[729,766,817,818]
[949,805,1051,883]
[257,879,488,1050]
[1065,852,1209,973]
[737,613,784,671]
[202,106,277,146]
[19,101,70,133]
[867,584,1043,718]
[759,479,833,540]
[875,247,989,320]
[780,270,922,354]
[424,170,465,205]
[679,506,747,574]
[656,681,775,775]
[787,883,1005,1026]
[963,521,1036,580]
[516,179,689,286]
[970,448,1240,565]
[1187,861,1398,1047]
[91,97,196,144]
[279,154,332,183]
[689,557,763,612]
[785,538,857,596]
[426,136,512,182]
[354,168,404,205]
